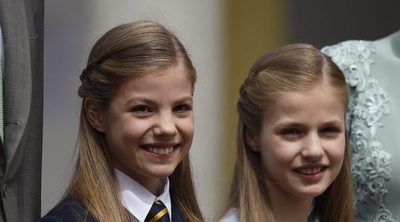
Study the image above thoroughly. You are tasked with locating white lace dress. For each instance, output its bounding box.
[322,31,400,222]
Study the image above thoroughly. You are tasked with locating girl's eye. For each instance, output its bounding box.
[174,104,192,113]
[132,105,152,115]
[320,126,341,138]
[280,128,303,140]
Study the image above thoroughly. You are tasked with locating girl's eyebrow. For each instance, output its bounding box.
[274,122,304,130]
[124,97,153,106]
[319,120,345,128]
[176,96,193,103]
[125,96,193,106]
[274,118,344,129]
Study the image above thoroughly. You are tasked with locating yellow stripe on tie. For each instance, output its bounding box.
[149,208,168,222]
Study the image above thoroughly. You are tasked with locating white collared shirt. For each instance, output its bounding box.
[115,169,172,222]
[219,209,239,222]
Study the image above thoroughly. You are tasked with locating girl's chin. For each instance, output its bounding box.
[298,186,329,198]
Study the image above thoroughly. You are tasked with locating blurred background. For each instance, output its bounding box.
[43,0,400,220]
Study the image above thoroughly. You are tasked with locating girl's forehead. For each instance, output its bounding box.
[266,83,346,114]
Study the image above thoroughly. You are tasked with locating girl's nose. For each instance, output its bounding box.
[301,133,324,161]
[154,112,177,137]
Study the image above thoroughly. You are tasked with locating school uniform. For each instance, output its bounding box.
[41,169,185,222]
[40,195,96,222]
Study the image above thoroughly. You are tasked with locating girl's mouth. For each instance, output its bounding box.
[140,143,180,155]
[293,165,327,175]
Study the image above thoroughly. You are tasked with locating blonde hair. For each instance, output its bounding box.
[66,21,203,222]
[220,44,353,222]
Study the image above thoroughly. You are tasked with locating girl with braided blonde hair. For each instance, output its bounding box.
[219,44,353,222]
[42,20,203,222]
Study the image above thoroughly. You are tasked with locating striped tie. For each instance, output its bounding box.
[145,200,170,222]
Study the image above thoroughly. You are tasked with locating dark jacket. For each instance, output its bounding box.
[41,195,186,222]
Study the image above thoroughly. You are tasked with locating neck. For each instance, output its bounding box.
[268,189,313,222]
[390,29,400,59]
[144,178,165,196]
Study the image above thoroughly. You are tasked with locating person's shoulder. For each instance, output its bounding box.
[41,195,96,222]
[219,208,239,222]
[321,39,374,71]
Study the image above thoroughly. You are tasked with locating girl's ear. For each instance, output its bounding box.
[245,128,259,152]
[84,99,105,132]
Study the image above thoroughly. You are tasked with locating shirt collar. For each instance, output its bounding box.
[115,168,172,222]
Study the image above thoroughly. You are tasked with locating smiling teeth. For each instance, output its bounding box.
[148,147,174,155]
[299,167,322,175]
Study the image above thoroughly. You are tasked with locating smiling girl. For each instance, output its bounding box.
[42,21,203,222]
[219,44,353,222]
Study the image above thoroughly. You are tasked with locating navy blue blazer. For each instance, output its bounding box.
[41,195,186,222]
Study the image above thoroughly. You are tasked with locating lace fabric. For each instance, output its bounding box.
[322,41,396,222]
